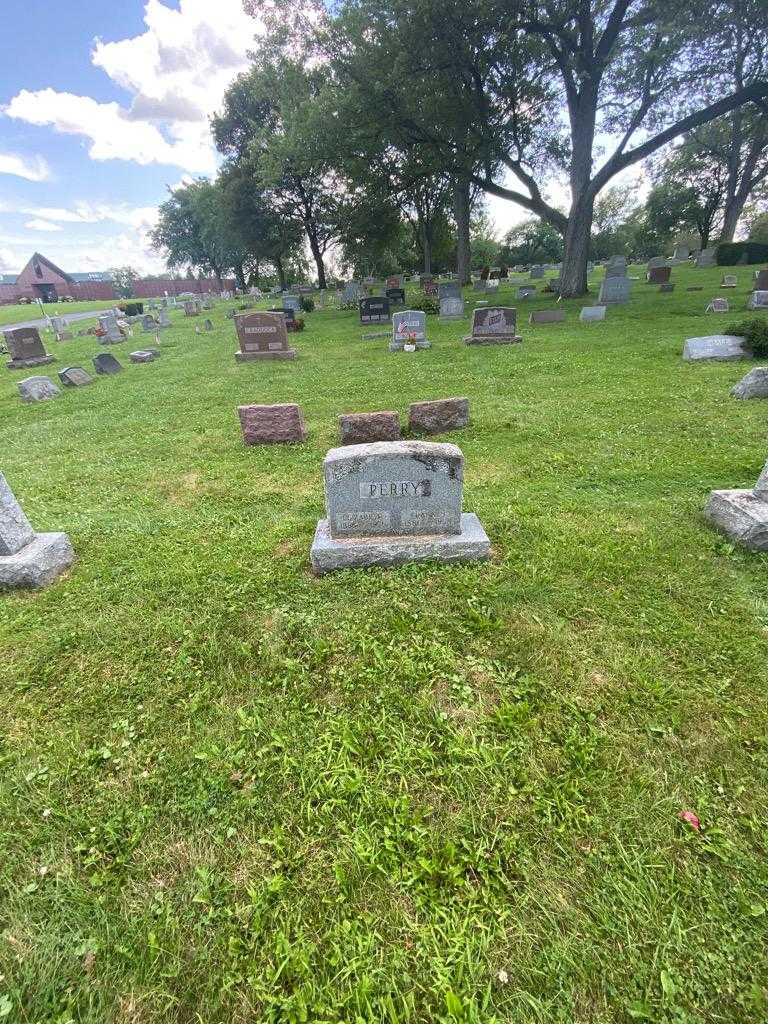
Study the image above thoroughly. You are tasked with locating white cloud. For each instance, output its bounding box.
[0,151,51,182]
[25,218,63,232]
[3,0,258,173]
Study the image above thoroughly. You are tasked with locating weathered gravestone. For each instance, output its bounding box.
[517,286,537,300]
[464,307,522,345]
[360,297,391,325]
[706,298,729,313]
[605,257,627,278]
[342,282,363,303]
[697,247,717,268]
[648,266,671,284]
[386,288,406,307]
[659,283,676,293]
[18,376,60,402]
[204,319,213,332]
[4,328,55,369]
[529,309,566,324]
[720,275,738,288]
[705,459,768,551]
[142,314,156,333]
[754,269,768,290]
[238,403,306,445]
[58,366,93,387]
[59,331,73,341]
[283,295,302,315]
[235,312,296,362]
[339,411,401,445]
[408,398,469,435]
[598,277,631,304]
[439,296,465,321]
[0,472,75,589]
[747,290,768,310]
[647,257,666,271]
[386,275,404,290]
[130,350,157,363]
[670,244,690,264]
[92,353,123,375]
[439,281,461,300]
[98,314,122,344]
[529,266,544,279]
[390,310,430,351]
[158,308,171,327]
[682,335,747,361]
[309,440,491,574]
[579,305,607,323]
[184,300,200,317]
[732,367,768,400]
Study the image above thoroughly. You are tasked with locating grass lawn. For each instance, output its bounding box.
[0,300,119,329]
[1,266,767,1024]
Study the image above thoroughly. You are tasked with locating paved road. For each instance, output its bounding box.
[2,308,113,332]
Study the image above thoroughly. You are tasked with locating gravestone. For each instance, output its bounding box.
[386,275,404,290]
[58,366,93,387]
[204,319,213,332]
[706,298,729,313]
[317,289,327,309]
[439,281,461,300]
[309,440,491,573]
[92,353,123,375]
[342,282,363,303]
[732,367,768,400]
[142,314,156,333]
[647,257,666,271]
[360,297,391,325]
[517,286,537,299]
[598,277,631,304]
[747,290,768,310]
[386,288,406,307]
[130,350,157,363]
[238,404,306,445]
[408,398,469,435]
[670,244,690,263]
[420,275,435,291]
[464,307,521,345]
[682,335,747,361]
[705,458,768,551]
[720,275,738,288]
[98,314,122,344]
[529,266,544,279]
[659,283,676,293]
[423,281,438,297]
[283,295,302,315]
[439,296,465,321]
[339,411,401,445]
[235,312,296,362]
[184,300,200,317]
[18,376,60,402]
[473,279,488,292]
[605,256,627,278]
[579,305,607,323]
[648,266,671,284]
[390,310,430,351]
[0,472,75,589]
[5,328,54,369]
[158,308,171,327]
[529,309,566,324]
[697,247,717,268]
[754,269,768,290]
[59,331,73,341]
[686,285,704,291]
[50,316,66,334]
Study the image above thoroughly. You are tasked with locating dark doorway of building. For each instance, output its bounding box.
[34,284,58,302]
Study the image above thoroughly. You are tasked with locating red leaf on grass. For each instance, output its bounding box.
[678,810,701,831]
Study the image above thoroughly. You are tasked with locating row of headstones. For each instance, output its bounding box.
[16,351,161,402]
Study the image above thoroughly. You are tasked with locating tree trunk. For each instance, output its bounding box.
[306,227,327,289]
[234,262,246,292]
[453,178,471,284]
[559,195,594,298]
[422,223,433,275]
[275,256,287,291]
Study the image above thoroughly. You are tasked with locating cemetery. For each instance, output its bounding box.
[1,1,768,1019]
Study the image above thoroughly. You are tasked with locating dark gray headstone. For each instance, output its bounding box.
[92,353,123,375]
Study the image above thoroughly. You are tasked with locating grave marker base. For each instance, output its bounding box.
[0,532,75,589]
[235,349,297,361]
[463,334,521,346]
[705,491,768,551]
[310,513,490,574]
[6,355,55,370]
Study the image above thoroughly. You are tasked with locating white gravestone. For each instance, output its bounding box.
[0,473,75,589]
[747,290,768,310]
[390,310,430,351]
[682,335,747,361]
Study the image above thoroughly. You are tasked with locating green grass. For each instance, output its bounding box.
[1,266,767,1024]
[0,300,116,329]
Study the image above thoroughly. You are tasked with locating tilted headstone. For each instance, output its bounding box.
[439,296,465,321]
[598,277,631,304]
[579,305,607,323]
[697,247,717,268]
[4,328,54,369]
[360,297,391,325]
[92,353,123,375]
[682,335,747,361]
[0,472,75,589]
[18,376,60,402]
[58,366,93,387]
[732,367,768,400]
[705,458,768,551]
[529,309,566,324]
[747,290,768,310]
[464,307,521,345]
[98,314,122,344]
[234,312,296,361]
[238,404,306,445]
[309,440,491,574]
[390,310,430,351]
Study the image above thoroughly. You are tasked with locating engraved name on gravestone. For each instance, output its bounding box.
[360,297,391,324]
[598,277,631,304]
[390,310,430,351]
[464,307,521,345]
[682,335,747,361]
[4,328,54,369]
[439,296,465,320]
[235,311,296,361]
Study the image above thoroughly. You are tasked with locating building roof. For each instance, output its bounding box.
[0,256,112,285]
[30,252,75,284]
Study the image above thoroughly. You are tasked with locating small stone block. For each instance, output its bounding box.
[339,411,401,445]
[130,351,157,363]
[408,398,470,435]
[529,309,565,324]
[0,532,75,589]
[18,376,60,402]
[238,403,306,445]
[705,491,768,551]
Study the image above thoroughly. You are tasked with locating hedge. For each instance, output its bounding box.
[716,242,768,266]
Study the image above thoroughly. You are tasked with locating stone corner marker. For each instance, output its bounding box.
[18,376,61,402]
[238,403,307,445]
[339,411,401,445]
[731,367,768,400]
[310,440,491,574]
[235,311,296,361]
[705,459,768,551]
[0,473,75,589]
[408,398,470,435]
[682,335,748,362]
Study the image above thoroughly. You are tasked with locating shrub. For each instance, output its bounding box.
[337,300,359,311]
[727,318,768,358]
[717,242,768,266]
[407,295,440,315]
[300,297,315,313]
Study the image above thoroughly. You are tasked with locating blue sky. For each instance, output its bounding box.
[0,0,258,275]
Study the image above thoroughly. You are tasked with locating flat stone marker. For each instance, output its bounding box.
[529,309,565,324]
[18,376,60,402]
[706,298,729,313]
[686,286,704,292]
[747,290,768,310]
[705,459,768,551]
[130,350,157,363]
[339,411,401,445]
[598,277,631,304]
[360,297,391,325]
[647,266,671,284]
[439,296,465,321]
[0,472,75,589]
[464,307,521,345]
[310,440,491,574]
[579,305,606,322]
[58,366,93,387]
[5,327,55,369]
[517,286,537,299]
[390,310,430,351]
[682,335,747,361]
[93,353,123,375]
[659,283,676,293]
[235,312,296,361]
[720,275,737,288]
[731,367,768,399]
[408,398,469,435]
[238,403,306,445]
